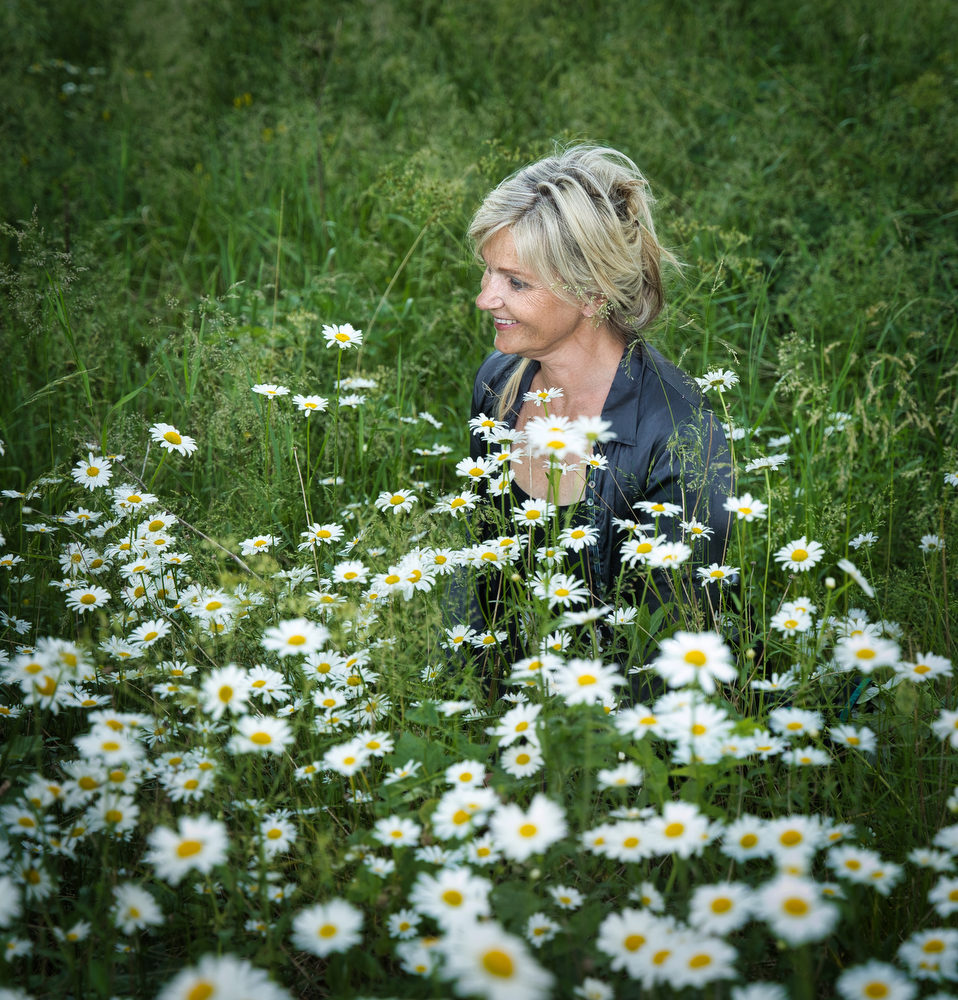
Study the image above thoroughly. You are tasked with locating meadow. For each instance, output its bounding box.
[1,1,956,997]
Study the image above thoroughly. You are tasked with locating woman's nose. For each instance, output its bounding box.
[476,276,499,311]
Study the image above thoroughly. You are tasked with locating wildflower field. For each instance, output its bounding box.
[1,2,957,998]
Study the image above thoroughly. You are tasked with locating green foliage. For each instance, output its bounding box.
[0,1,956,996]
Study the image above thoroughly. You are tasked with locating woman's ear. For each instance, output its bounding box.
[582,295,607,319]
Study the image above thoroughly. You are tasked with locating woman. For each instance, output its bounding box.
[465,144,733,639]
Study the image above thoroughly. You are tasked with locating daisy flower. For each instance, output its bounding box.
[549,884,585,910]
[145,813,229,885]
[372,815,422,848]
[652,630,737,694]
[723,492,768,521]
[128,618,171,648]
[251,383,290,397]
[524,385,564,405]
[298,522,345,548]
[595,907,663,977]
[261,617,329,657]
[387,909,421,940]
[71,452,112,491]
[156,953,292,1000]
[523,414,589,460]
[434,491,479,515]
[722,814,768,863]
[646,800,715,858]
[921,534,945,553]
[635,499,683,518]
[551,657,624,705]
[445,759,486,788]
[240,535,278,556]
[532,571,590,609]
[745,453,788,472]
[149,423,198,456]
[597,761,644,789]
[322,322,363,349]
[438,920,554,1000]
[833,634,900,674]
[770,607,814,636]
[112,882,163,934]
[898,927,958,981]
[756,875,838,944]
[829,724,877,752]
[768,706,823,738]
[332,559,368,584]
[696,563,738,585]
[688,882,754,933]
[559,523,599,550]
[291,898,363,957]
[292,393,328,415]
[489,793,567,862]
[574,978,615,1000]
[491,703,542,747]
[929,876,958,917]
[671,936,739,990]
[931,710,958,749]
[525,912,560,947]
[694,368,739,392]
[323,738,370,776]
[408,867,492,923]
[65,584,111,614]
[230,715,294,754]
[774,536,825,573]
[896,651,952,682]
[200,663,253,719]
[374,488,418,514]
[835,961,917,1000]
[647,540,692,568]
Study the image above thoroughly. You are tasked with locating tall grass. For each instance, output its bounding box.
[0,1,956,997]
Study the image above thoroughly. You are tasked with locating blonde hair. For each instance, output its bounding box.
[469,143,676,418]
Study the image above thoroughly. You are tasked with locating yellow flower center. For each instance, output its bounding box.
[176,840,203,858]
[664,822,685,838]
[442,890,464,906]
[519,823,538,838]
[286,634,306,646]
[783,898,808,916]
[250,732,272,745]
[481,949,514,978]
[163,431,182,445]
[791,548,808,561]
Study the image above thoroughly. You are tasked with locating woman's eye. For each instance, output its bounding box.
[509,276,526,291]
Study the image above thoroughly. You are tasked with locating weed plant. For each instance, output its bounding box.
[1,0,956,997]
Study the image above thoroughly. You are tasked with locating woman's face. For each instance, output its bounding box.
[476,229,596,361]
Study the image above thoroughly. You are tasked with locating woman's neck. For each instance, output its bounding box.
[530,329,625,418]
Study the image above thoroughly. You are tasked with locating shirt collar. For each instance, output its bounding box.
[512,351,642,446]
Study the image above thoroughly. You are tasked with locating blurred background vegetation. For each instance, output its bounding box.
[1,0,955,635]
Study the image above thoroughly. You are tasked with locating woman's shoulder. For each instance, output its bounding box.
[474,350,523,389]
[629,342,709,416]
